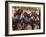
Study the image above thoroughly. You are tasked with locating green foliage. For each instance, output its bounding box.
[25,7,37,11]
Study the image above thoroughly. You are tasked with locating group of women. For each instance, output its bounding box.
[12,9,40,30]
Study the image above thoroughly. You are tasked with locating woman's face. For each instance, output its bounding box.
[26,24,32,30]
[22,23,25,29]
[16,23,22,30]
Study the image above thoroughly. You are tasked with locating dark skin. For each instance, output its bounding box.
[16,23,22,30]
[23,12,28,17]
[25,23,32,30]
[21,23,27,30]
[14,9,23,16]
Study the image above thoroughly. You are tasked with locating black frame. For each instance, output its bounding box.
[5,1,45,36]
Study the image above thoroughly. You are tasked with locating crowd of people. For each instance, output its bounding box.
[12,9,40,30]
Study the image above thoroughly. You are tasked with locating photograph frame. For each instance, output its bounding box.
[5,1,45,36]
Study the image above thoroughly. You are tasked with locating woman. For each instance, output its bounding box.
[14,9,23,23]
[23,12,30,23]
[25,23,32,30]
[16,22,22,30]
